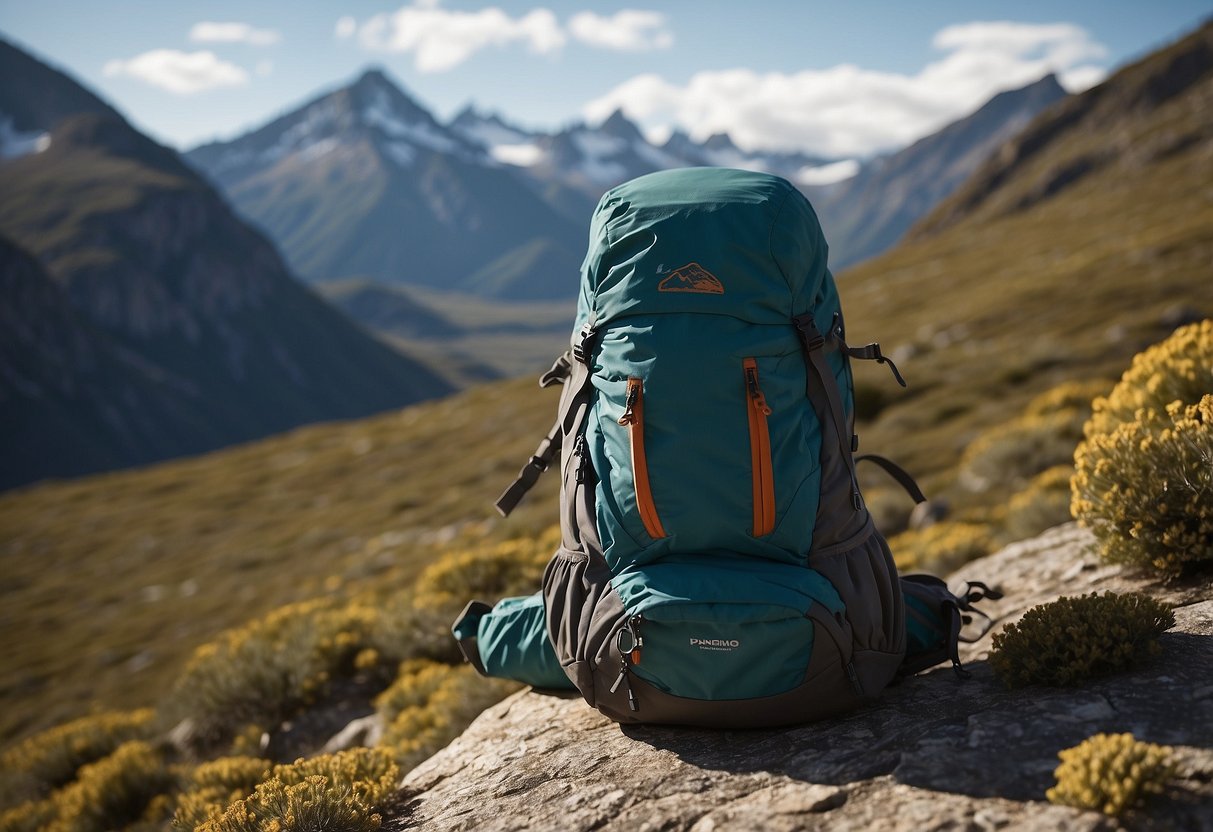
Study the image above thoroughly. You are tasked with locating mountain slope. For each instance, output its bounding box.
[187,70,585,299]
[841,22,1213,487]
[816,74,1068,270]
[913,22,1213,238]
[0,40,452,489]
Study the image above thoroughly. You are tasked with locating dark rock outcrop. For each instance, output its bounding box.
[386,525,1213,831]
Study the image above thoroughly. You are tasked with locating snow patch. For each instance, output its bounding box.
[490,142,544,167]
[632,140,680,170]
[458,119,533,149]
[0,116,51,160]
[572,130,627,159]
[362,87,460,155]
[297,137,339,162]
[796,159,859,186]
[382,141,416,168]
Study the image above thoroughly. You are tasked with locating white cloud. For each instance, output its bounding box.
[584,21,1108,158]
[355,1,565,72]
[189,22,281,46]
[568,10,672,51]
[103,50,249,95]
[335,16,357,39]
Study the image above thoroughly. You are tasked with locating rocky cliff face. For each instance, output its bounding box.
[385,525,1213,831]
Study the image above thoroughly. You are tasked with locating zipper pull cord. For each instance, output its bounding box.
[746,367,772,415]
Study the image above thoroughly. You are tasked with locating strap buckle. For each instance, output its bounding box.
[791,314,825,351]
[572,324,597,364]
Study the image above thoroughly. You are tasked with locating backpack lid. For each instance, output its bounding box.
[576,167,832,334]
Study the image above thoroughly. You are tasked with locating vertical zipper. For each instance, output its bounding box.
[618,377,666,540]
[744,358,776,537]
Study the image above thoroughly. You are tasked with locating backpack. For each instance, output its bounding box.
[453,168,994,727]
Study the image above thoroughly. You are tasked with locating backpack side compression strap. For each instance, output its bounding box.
[792,313,863,514]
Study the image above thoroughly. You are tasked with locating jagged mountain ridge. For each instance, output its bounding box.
[0,40,453,490]
[186,69,586,299]
[814,74,1069,270]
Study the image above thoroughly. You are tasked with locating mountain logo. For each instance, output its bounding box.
[658,262,725,295]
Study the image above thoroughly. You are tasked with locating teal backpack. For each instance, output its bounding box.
[453,168,997,727]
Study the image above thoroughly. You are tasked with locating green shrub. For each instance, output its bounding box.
[989,592,1174,688]
[197,748,397,832]
[1047,733,1176,816]
[959,410,1086,493]
[886,521,993,573]
[958,378,1109,495]
[0,710,155,802]
[1003,465,1075,541]
[376,661,518,771]
[44,741,174,832]
[173,757,271,830]
[170,601,381,750]
[1073,394,1213,573]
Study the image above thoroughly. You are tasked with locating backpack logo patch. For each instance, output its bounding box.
[658,262,725,295]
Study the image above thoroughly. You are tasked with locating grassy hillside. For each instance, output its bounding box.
[841,21,1213,503]
[0,378,560,742]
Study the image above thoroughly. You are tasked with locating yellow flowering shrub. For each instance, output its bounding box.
[989,592,1174,688]
[0,798,56,832]
[42,741,173,832]
[1084,320,1213,437]
[1073,394,1213,573]
[1004,465,1075,540]
[0,710,155,800]
[172,757,271,830]
[412,527,557,605]
[1024,379,1114,418]
[376,661,518,771]
[1047,733,1176,816]
[887,522,993,573]
[197,749,397,832]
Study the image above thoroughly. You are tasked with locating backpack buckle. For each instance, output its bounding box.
[573,324,597,364]
[791,314,825,351]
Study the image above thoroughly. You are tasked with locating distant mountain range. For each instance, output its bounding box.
[0,39,452,490]
[811,74,1068,271]
[186,68,1069,299]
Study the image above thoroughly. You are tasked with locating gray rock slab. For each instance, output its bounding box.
[386,524,1213,831]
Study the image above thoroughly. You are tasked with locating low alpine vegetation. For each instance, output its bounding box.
[886,521,992,573]
[1047,732,1177,816]
[989,592,1174,688]
[193,748,398,832]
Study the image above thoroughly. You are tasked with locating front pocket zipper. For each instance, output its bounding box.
[618,377,666,539]
[744,358,775,536]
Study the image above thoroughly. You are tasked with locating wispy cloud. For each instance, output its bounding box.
[584,21,1108,157]
[343,2,673,71]
[335,16,358,40]
[568,10,672,51]
[188,22,281,47]
[355,1,565,72]
[103,50,250,94]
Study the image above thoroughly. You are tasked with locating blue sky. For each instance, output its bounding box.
[2,1,1209,156]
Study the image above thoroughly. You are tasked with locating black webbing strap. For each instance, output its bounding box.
[494,333,597,517]
[494,421,562,517]
[826,313,906,387]
[856,453,927,504]
[793,313,863,513]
